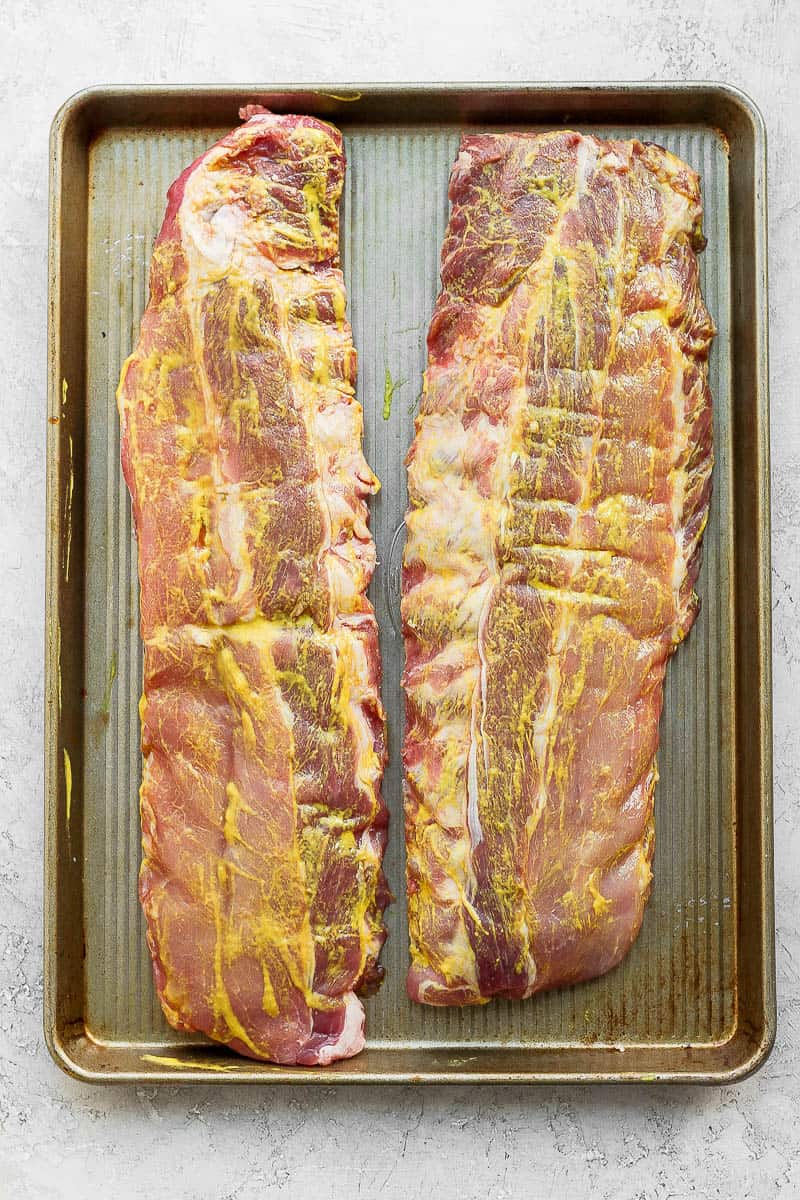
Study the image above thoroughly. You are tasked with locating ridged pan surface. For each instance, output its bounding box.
[46,85,773,1083]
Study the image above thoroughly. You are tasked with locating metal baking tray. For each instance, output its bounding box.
[45,83,773,1084]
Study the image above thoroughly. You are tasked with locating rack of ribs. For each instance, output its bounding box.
[402,131,714,1005]
[118,109,388,1063]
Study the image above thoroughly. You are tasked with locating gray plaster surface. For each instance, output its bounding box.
[1,0,798,1195]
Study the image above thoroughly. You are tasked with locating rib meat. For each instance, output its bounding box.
[402,131,714,1005]
[118,109,388,1063]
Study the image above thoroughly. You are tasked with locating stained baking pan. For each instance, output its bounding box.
[45,83,773,1083]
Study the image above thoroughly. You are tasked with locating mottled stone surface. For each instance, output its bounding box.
[2,0,798,1194]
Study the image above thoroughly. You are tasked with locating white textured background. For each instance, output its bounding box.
[2,0,798,1196]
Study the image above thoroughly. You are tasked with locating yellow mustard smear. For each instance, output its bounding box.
[141,1053,239,1073]
[331,287,347,327]
[302,180,326,251]
[63,747,72,823]
[383,368,404,420]
[207,860,271,1048]
[315,91,362,102]
[101,654,117,723]
[222,780,255,849]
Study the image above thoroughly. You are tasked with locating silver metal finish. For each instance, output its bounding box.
[45,84,773,1083]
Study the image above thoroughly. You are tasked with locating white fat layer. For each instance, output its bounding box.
[217,491,253,608]
[310,992,365,1065]
[190,201,248,276]
[466,735,482,849]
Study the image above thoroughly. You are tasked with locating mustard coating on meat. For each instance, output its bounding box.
[403,132,715,1005]
[118,112,387,1065]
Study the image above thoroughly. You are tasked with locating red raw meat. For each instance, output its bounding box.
[118,109,388,1064]
[402,131,714,1005]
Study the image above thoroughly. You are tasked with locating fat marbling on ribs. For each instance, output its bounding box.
[118,109,388,1064]
[402,131,715,1005]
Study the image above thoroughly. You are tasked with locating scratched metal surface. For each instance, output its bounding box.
[46,86,773,1082]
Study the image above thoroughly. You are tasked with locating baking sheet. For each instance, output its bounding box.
[45,84,774,1082]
